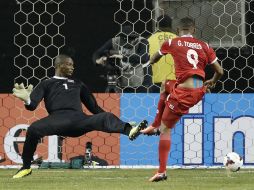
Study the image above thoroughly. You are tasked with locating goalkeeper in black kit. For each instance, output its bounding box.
[12,54,147,179]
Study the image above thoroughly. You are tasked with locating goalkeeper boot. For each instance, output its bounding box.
[13,167,32,179]
[129,120,148,141]
[149,172,167,182]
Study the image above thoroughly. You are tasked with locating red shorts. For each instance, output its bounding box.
[161,80,206,128]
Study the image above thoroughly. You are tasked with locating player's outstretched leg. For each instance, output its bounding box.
[12,118,51,179]
[13,167,32,179]
[130,122,160,136]
[129,120,148,140]
[149,172,167,182]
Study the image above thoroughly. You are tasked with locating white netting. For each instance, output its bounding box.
[1,0,253,168]
[6,0,66,165]
[5,0,122,167]
[115,0,254,167]
[14,0,65,86]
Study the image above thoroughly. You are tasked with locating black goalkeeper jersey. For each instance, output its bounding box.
[25,76,104,114]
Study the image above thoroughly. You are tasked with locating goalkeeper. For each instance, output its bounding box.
[12,54,147,179]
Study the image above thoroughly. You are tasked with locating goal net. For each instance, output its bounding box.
[116,0,254,167]
[0,0,253,168]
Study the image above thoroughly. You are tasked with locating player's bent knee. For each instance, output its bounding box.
[26,125,42,138]
[161,120,174,130]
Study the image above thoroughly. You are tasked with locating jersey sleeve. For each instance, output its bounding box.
[207,46,218,64]
[80,83,105,114]
[158,39,172,55]
[25,80,46,111]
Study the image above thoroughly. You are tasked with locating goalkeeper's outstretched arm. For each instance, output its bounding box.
[13,83,33,104]
[13,82,45,111]
[80,82,105,114]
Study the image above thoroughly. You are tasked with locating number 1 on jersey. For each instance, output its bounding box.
[187,49,198,69]
[63,83,68,90]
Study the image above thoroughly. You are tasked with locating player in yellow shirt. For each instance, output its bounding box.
[148,15,177,92]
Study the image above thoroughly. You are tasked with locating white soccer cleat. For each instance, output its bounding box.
[149,172,167,182]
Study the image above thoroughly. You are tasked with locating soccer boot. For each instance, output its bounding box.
[144,128,160,136]
[140,125,160,136]
[129,121,159,136]
[129,120,148,141]
[13,167,32,179]
[149,172,167,182]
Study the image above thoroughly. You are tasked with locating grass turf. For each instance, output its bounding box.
[0,168,254,190]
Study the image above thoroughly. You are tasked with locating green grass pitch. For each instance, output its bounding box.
[0,168,254,190]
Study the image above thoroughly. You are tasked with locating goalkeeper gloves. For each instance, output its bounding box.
[12,83,33,104]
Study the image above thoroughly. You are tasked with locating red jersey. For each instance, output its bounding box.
[159,35,217,83]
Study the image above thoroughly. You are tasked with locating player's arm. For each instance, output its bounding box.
[204,46,224,89]
[25,81,46,111]
[150,40,170,65]
[204,61,224,89]
[80,83,105,114]
[92,39,113,65]
[13,81,45,111]
[150,51,163,65]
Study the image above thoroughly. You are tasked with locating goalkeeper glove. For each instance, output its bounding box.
[12,83,33,104]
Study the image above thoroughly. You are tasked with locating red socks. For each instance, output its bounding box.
[152,92,167,128]
[158,134,171,173]
[152,88,171,173]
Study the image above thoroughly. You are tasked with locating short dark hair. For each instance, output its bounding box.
[178,17,195,29]
[157,15,172,28]
[54,54,71,67]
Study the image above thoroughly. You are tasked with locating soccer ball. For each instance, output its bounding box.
[223,152,243,172]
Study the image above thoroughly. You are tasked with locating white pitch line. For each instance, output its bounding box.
[36,170,65,173]
[93,177,127,180]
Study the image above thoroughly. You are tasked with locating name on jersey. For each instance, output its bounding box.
[178,40,202,49]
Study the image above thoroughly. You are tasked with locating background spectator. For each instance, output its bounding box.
[148,15,177,92]
[93,25,150,93]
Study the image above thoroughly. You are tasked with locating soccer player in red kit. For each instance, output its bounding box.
[141,17,224,182]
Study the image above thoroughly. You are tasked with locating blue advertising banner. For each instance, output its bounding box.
[120,93,254,166]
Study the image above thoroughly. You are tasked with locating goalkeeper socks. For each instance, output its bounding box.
[23,159,32,169]
[158,134,171,173]
[152,92,167,128]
